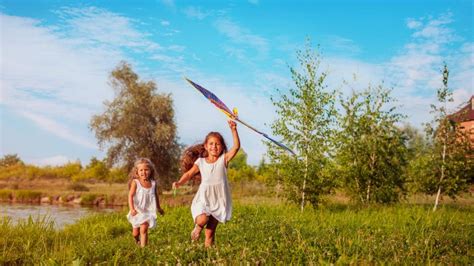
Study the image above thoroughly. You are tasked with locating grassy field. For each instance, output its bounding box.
[1,200,472,264]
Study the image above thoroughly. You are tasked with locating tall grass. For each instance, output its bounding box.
[0,203,472,264]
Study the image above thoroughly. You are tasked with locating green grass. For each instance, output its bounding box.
[0,203,472,264]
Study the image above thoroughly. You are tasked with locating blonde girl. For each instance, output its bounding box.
[127,158,164,247]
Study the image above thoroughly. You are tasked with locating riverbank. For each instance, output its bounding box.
[1,177,473,208]
[0,178,198,207]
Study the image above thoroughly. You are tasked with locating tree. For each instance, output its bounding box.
[400,124,431,193]
[90,62,181,188]
[0,154,24,168]
[228,149,257,182]
[422,64,473,211]
[268,41,337,210]
[335,85,407,203]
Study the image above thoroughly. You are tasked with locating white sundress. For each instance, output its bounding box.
[191,154,232,223]
[126,179,158,229]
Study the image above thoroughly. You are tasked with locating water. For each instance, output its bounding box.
[0,203,122,229]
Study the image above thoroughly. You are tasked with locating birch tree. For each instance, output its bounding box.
[335,85,407,203]
[267,42,337,210]
[422,65,473,211]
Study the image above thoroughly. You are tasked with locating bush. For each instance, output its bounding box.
[67,183,89,192]
[0,190,12,201]
[14,190,42,202]
[80,194,100,205]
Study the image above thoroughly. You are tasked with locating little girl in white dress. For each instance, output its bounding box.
[173,120,240,247]
[127,158,164,247]
[191,153,232,223]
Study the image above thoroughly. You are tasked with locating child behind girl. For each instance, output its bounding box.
[127,158,164,247]
[173,120,240,247]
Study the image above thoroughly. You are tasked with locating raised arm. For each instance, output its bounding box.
[225,120,240,166]
[172,164,200,189]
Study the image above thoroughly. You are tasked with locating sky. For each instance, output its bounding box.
[1,0,473,166]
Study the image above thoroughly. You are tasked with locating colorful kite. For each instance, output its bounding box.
[185,78,296,156]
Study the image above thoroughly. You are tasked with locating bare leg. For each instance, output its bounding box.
[191,214,209,241]
[204,216,219,248]
[132,227,140,244]
[139,222,149,247]
[195,214,209,227]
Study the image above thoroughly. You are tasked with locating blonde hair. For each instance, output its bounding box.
[180,132,227,184]
[128,158,157,188]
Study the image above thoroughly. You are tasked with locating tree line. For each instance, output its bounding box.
[1,42,472,210]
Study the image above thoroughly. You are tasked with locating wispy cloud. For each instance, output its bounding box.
[387,12,464,99]
[1,7,164,150]
[161,0,175,9]
[324,35,362,55]
[214,18,268,55]
[29,155,73,167]
[55,6,162,51]
[183,6,210,20]
[20,111,96,149]
[289,12,472,128]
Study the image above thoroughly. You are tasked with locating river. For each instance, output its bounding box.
[0,203,123,229]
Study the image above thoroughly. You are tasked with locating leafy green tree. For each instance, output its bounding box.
[90,62,181,188]
[229,149,249,170]
[400,124,432,194]
[107,167,128,183]
[228,149,257,182]
[335,85,407,203]
[268,41,337,210]
[72,157,109,182]
[421,65,473,211]
[0,154,24,168]
[55,161,82,179]
[255,158,274,183]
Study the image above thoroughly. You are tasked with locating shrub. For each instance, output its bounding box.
[0,190,12,201]
[67,183,89,192]
[14,190,42,202]
[80,194,100,205]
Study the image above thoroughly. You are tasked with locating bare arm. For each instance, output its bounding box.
[173,164,200,188]
[225,120,240,166]
[128,180,138,216]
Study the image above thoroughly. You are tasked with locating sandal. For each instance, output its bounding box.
[191,224,203,241]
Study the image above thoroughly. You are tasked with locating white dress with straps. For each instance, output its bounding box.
[127,179,158,228]
[191,154,232,223]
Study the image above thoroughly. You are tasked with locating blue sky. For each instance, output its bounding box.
[1,0,472,166]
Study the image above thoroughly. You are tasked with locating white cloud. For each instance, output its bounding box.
[214,18,268,55]
[55,7,162,51]
[28,155,72,167]
[161,0,175,9]
[406,18,422,29]
[183,6,210,20]
[167,45,185,52]
[19,111,96,149]
[161,20,170,26]
[1,8,164,151]
[248,0,259,5]
[286,13,472,128]
[324,35,362,55]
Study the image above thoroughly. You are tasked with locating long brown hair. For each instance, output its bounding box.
[128,158,157,188]
[180,132,227,184]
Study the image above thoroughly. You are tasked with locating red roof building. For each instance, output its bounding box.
[449,96,474,145]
